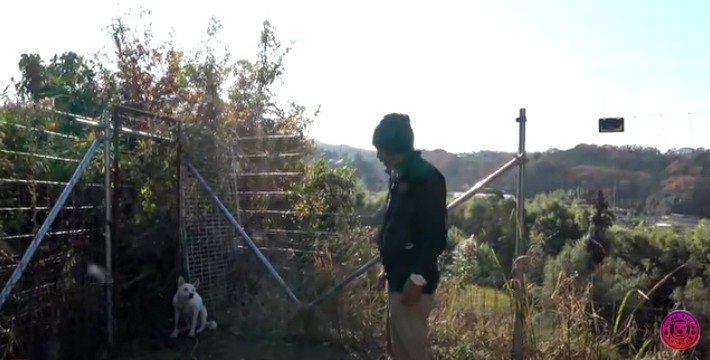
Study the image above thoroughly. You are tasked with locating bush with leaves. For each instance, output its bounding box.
[541,238,590,302]
[526,192,586,257]
[448,234,506,288]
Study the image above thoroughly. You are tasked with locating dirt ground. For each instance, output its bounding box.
[114,337,365,360]
[112,325,381,360]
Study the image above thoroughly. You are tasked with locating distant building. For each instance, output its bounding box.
[326,158,345,166]
[642,213,702,229]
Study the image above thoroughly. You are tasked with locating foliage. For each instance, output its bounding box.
[427,187,707,358]
[541,239,590,302]
[526,192,586,257]
[15,52,104,118]
[449,193,517,271]
[289,158,364,233]
[447,233,507,288]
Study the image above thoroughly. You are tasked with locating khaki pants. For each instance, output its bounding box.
[386,291,435,360]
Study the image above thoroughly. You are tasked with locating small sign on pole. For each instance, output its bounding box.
[599,117,624,132]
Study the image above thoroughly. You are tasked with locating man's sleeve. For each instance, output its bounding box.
[410,171,448,276]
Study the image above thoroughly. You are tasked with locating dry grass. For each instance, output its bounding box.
[430,277,513,359]
[423,273,696,360]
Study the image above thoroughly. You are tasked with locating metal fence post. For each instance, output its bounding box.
[176,120,189,279]
[102,112,114,347]
[512,108,527,360]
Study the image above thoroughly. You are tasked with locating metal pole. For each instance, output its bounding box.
[0,138,104,310]
[176,121,188,278]
[110,108,121,332]
[447,155,524,210]
[516,108,527,256]
[305,256,381,308]
[512,108,527,360]
[186,162,302,306]
[233,133,243,224]
[304,154,526,310]
[103,114,114,347]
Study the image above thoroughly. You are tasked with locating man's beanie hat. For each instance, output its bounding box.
[372,113,415,153]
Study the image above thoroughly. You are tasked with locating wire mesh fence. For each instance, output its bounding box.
[0,100,380,357]
[175,113,387,342]
[1,103,531,357]
[0,104,183,357]
[0,105,106,358]
[181,164,242,308]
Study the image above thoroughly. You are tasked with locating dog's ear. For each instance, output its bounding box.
[178,276,185,287]
[193,278,200,289]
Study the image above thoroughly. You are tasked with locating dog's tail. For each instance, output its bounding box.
[207,320,217,330]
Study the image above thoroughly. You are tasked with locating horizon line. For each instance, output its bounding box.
[314,140,709,155]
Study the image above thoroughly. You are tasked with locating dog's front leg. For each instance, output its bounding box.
[170,307,180,338]
[188,309,199,337]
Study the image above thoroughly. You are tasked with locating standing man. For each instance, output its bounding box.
[372,113,448,360]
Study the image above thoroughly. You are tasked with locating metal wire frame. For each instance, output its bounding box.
[186,162,303,306]
[180,163,240,306]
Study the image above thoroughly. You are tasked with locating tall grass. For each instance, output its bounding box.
[223,224,701,360]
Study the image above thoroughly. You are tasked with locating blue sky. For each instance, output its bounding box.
[1,0,708,153]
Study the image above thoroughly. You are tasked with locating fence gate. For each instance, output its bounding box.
[180,125,314,310]
[109,105,182,342]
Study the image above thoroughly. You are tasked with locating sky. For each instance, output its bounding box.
[1,0,709,153]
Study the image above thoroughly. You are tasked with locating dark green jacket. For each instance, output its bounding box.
[377,151,448,294]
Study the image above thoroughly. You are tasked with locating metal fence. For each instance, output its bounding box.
[0,106,107,358]
[0,104,182,357]
[0,104,548,358]
[0,101,371,357]
[180,127,341,311]
[181,160,242,307]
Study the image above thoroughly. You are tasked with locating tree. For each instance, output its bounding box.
[587,190,614,266]
[526,192,585,257]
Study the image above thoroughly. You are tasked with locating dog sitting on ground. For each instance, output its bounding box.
[171,276,217,338]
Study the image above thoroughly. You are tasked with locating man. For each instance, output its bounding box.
[372,113,448,360]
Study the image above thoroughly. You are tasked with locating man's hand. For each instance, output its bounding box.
[400,278,423,306]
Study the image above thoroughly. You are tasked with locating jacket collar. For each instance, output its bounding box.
[388,150,421,178]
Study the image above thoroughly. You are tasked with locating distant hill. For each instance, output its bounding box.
[314,142,710,218]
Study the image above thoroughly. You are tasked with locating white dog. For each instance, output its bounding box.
[171,276,217,338]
